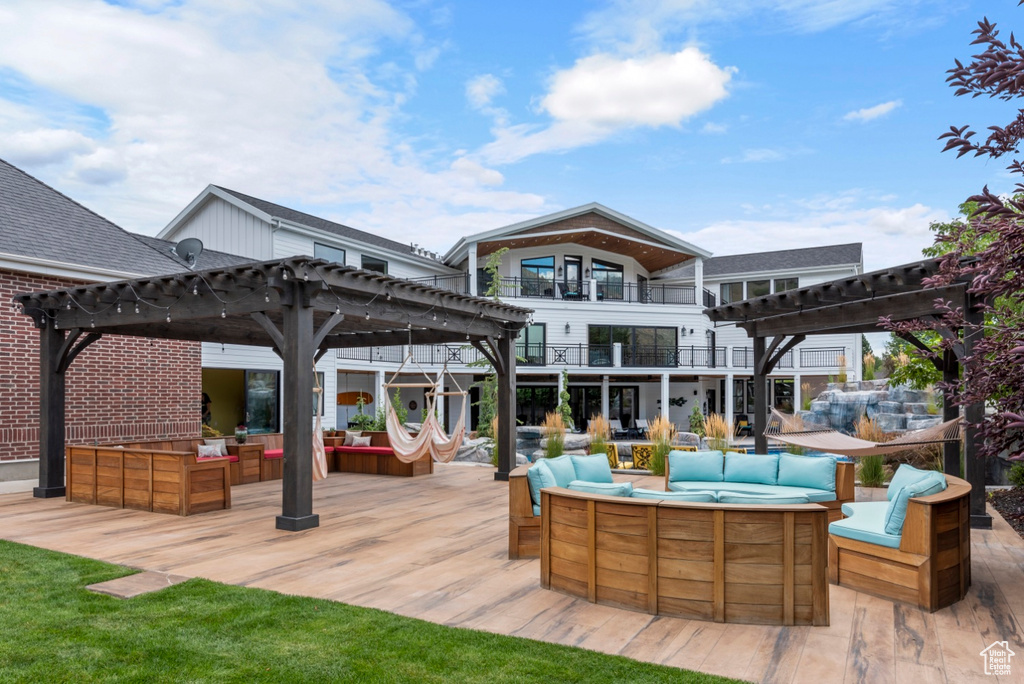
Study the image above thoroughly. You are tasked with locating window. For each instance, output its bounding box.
[747,280,770,298]
[476,268,493,296]
[720,282,743,304]
[733,379,745,413]
[314,243,346,265]
[774,277,798,292]
[588,325,677,367]
[516,323,546,366]
[361,255,388,274]
[521,256,555,297]
[592,259,623,300]
[516,386,557,426]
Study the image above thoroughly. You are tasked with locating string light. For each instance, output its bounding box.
[282,270,289,280]
[116,302,122,314]
[193,284,198,296]
[66,301,71,310]
[166,312,171,323]
[335,304,341,315]
[90,318,95,328]
[265,292,270,303]
[221,307,226,318]
[432,312,437,321]
[303,269,308,281]
[135,303,140,314]
[365,310,371,320]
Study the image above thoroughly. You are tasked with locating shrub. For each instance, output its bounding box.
[863,353,876,381]
[350,396,375,430]
[647,415,676,477]
[542,412,565,459]
[201,424,222,438]
[587,414,610,454]
[1010,463,1024,489]
[704,413,730,452]
[689,405,706,437]
[859,455,886,488]
[801,382,813,411]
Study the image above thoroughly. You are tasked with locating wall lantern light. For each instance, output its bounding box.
[565,322,571,334]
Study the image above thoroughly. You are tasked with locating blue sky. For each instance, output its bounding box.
[0,0,1018,272]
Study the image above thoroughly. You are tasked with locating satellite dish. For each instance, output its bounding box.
[171,238,204,269]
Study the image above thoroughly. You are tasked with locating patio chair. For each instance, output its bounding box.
[634,418,649,440]
[608,419,628,440]
[734,414,754,438]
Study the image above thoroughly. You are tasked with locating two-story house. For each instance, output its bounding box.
[159,190,863,438]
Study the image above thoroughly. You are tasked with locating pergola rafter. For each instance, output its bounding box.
[15,256,533,531]
[705,257,990,529]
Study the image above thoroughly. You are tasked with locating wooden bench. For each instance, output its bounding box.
[111,436,278,484]
[828,474,971,611]
[324,431,433,477]
[66,445,231,516]
[509,464,538,559]
[541,487,830,626]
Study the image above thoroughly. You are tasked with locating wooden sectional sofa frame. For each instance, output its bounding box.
[324,431,433,477]
[540,487,830,626]
[828,473,971,612]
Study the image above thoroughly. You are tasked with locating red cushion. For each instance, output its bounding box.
[264,449,284,459]
[324,446,336,453]
[334,446,393,455]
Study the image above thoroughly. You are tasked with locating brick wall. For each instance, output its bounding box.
[0,268,202,461]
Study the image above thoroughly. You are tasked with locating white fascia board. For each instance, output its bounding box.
[271,218,460,274]
[157,186,273,239]
[443,202,713,264]
[664,263,862,284]
[0,253,147,282]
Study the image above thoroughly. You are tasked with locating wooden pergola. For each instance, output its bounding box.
[706,258,991,529]
[14,256,532,531]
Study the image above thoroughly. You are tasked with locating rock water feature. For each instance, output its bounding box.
[797,380,943,434]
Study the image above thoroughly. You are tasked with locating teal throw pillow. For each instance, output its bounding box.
[526,460,558,507]
[668,450,724,482]
[544,454,578,488]
[566,480,634,497]
[883,472,948,535]
[570,454,614,483]
[887,463,933,501]
[777,454,836,491]
[724,452,780,485]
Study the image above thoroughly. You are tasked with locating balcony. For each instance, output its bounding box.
[404,273,471,294]
[493,278,697,305]
[337,343,846,372]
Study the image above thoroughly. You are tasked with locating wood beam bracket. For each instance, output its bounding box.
[250,312,285,356]
[896,331,945,371]
[56,329,103,374]
[757,334,805,375]
[471,339,500,372]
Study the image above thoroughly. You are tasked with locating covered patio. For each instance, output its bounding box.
[1,464,1020,682]
[706,258,991,528]
[14,256,532,530]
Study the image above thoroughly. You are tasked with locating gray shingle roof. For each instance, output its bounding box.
[0,158,194,276]
[215,186,438,263]
[658,243,862,280]
[129,234,251,271]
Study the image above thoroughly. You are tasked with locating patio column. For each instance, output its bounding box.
[495,334,517,480]
[724,375,735,439]
[278,283,318,532]
[468,243,478,296]
[376,369,386,415]
[694,257,704,306]
[753,335,768,455]
[660,373,670,420]
[963,293,990,529]
[941,349,960,477]
[36,323,66,498]
[601,375,610,419]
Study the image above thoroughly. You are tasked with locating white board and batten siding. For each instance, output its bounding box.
[172,197,274,261]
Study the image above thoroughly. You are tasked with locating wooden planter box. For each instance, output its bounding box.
[66,446,231,516]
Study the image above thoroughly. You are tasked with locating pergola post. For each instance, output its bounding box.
[35,322,66,498]
[941,348,961,477]
[963,293,990,529]
[277,285,318,531]
[494,334,517,481]
[753,335,768,455]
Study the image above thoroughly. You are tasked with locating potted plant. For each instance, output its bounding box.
[235,424,248,444]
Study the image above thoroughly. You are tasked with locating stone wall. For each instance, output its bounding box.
[797,380,943,433]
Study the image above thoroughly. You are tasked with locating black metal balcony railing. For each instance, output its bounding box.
[800,347,846,368]
[409,344,484,366]
[621,346,683,367]
[516,343,546,367]
[544,345,591,366]
[494,277,695,304]
[703,288,717,308]
[732,347,795,369]
[405,274,471,294]
[336,346,406,363]
[676,346,727,368]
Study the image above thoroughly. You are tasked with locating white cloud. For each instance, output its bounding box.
[677,195,946,272]
[0,1,550,248]
[0,128,95,166]
[721,147,787,164]
[466,74,505,109]
[478,47,734,164]
[701,121,728,134]
[843,99,902,122]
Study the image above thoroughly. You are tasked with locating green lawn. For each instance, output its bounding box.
[0,541,739,683]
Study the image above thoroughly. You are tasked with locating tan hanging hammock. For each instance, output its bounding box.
[764,408,962,457]
[383,352,467,463]
[312,367,329,481]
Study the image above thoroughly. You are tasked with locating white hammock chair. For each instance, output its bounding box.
[383,353,467,463]
[312,368,329,481]
[764,408,962,458]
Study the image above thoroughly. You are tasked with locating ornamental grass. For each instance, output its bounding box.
[587,414,610,455]
[542,411,566,459]
[647,414,677,476]
[704,413,731,452]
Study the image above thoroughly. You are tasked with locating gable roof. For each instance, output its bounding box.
[129,234,251,271]
[659,243,863,281]
[443,202,713,267]
[0,157,210,279]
